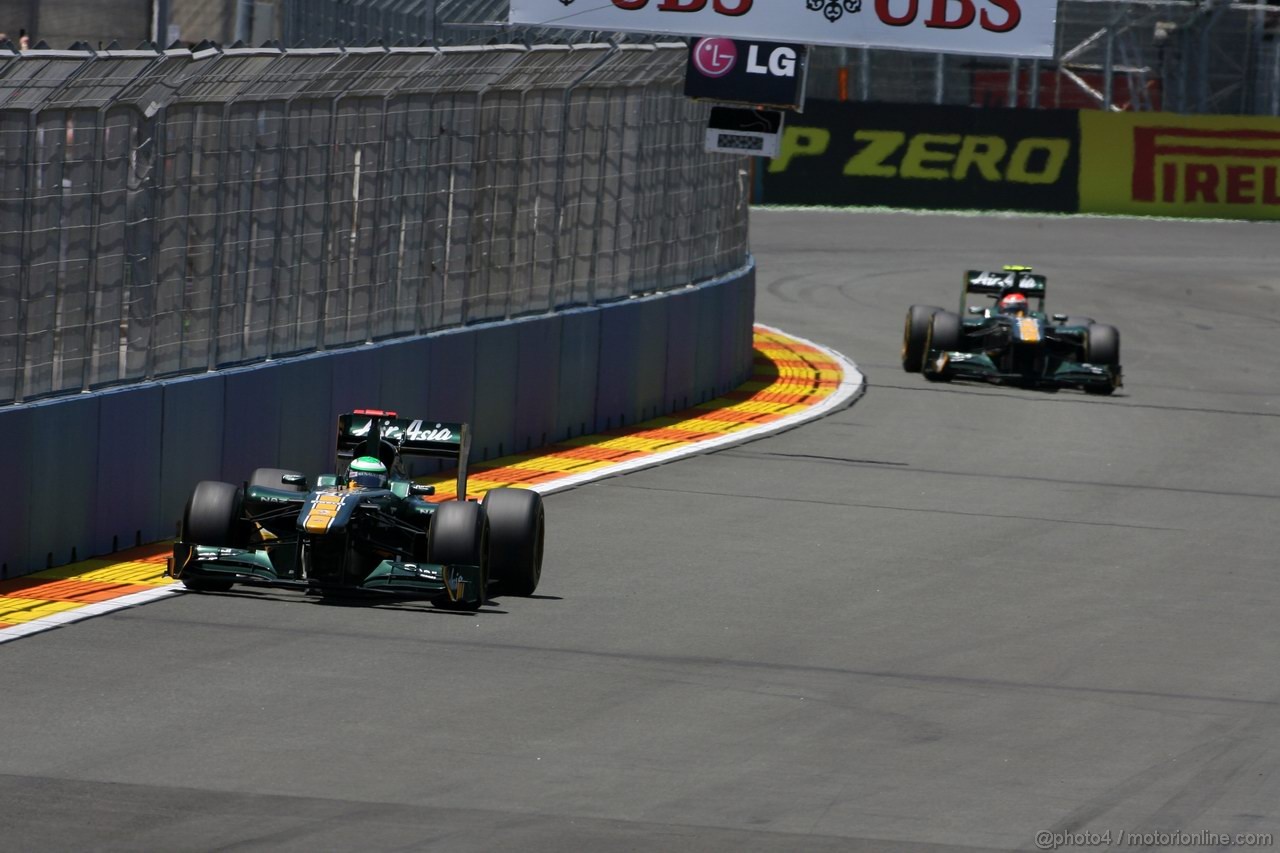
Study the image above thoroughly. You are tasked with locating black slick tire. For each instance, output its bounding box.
[1084,323,1121,396]
[483,488,545,597]
[428,500,489,609]
[902,305,943,373]
[183,481,243,546]
[1085,323,1120,367]
[180,481,243,592]
[922,311,961,382]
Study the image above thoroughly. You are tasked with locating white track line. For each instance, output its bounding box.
[0,326,864,644]
[0,586,182,645]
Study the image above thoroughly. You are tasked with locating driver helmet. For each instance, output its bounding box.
[347,455,388,490]
[997,292,1029,317]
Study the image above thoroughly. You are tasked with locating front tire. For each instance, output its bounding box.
[902,305,943,373]
[922,311,961,382]
[180,481,243,592]
[1085,324,1120,367]
[1084,324,1121,396]
[428,501,489,609]
[183,481,244,546]
[483,488,545,597]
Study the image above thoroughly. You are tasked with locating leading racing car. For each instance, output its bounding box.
[168,410,544,609]
[902,266,1122,395]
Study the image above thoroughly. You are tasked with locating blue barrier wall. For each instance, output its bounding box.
[0,261,755,578]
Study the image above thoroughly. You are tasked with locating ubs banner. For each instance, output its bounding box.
[1079,111,1280,221]
[761,101,1080,213]
[510,0,1058,59]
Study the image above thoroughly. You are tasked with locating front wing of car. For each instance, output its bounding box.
[924,350,1120,392]
[169,542,484,604]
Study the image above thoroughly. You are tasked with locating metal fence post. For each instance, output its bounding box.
[1103,25,1114,111]
[933,52,945,105]
[584,84,614,306]
[12,112,38,403]
[265,97,294,359]
[79,106,112,391]
[314,95,343,352]
[547,44,616,311]
[143,105,167,381]
[205,103,235,370]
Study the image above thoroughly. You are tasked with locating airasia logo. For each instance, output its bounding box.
[613,0,1022,31]
[692,38,738,77]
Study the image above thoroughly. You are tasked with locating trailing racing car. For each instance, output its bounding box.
[902,266,1122,395]
[168,410,545,609]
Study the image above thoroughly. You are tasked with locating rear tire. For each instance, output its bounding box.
[428,501,489,609]
[483,488,545,597]
[249,468,305,492]
[902,305,943,373]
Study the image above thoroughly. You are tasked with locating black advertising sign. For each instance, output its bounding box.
[760,101,1081,213]
[685,38,808,110]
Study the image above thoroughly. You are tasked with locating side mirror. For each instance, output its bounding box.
[282,474,306,487]
[410,484,436,496]
[1052,313,1068,322]
[967,306,984,315]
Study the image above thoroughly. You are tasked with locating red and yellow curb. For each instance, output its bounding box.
[0,324,861,643]
[428,326,855,500]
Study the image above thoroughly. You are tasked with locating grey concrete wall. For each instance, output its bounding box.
[0,261,755,578]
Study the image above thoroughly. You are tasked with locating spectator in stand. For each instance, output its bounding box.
[17,28,29,50]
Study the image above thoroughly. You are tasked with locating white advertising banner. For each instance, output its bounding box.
[509,0,1058,59]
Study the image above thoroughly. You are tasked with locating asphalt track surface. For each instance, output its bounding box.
[4,210,1280,852]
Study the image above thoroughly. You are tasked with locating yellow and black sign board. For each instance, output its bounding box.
[760,101,1080,213]
[760,101,1280,222]
[1079,111,1280,220]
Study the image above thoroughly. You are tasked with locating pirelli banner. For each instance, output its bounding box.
[762,101,1080,213]
[1078,112,1280,220]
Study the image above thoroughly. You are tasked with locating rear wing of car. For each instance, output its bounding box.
[335,411,471,499]
[963,267,1047,313]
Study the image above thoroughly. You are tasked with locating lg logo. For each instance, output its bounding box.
[750,45,798,77]
[693,38,737,77]
[693,38,798,78]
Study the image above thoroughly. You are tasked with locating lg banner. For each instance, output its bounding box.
[510,0,1058,59]
[685,39,808,109]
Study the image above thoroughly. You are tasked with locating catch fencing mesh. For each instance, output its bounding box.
[0,43,749,404]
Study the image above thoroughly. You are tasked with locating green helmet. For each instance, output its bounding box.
[347,455,388,489]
